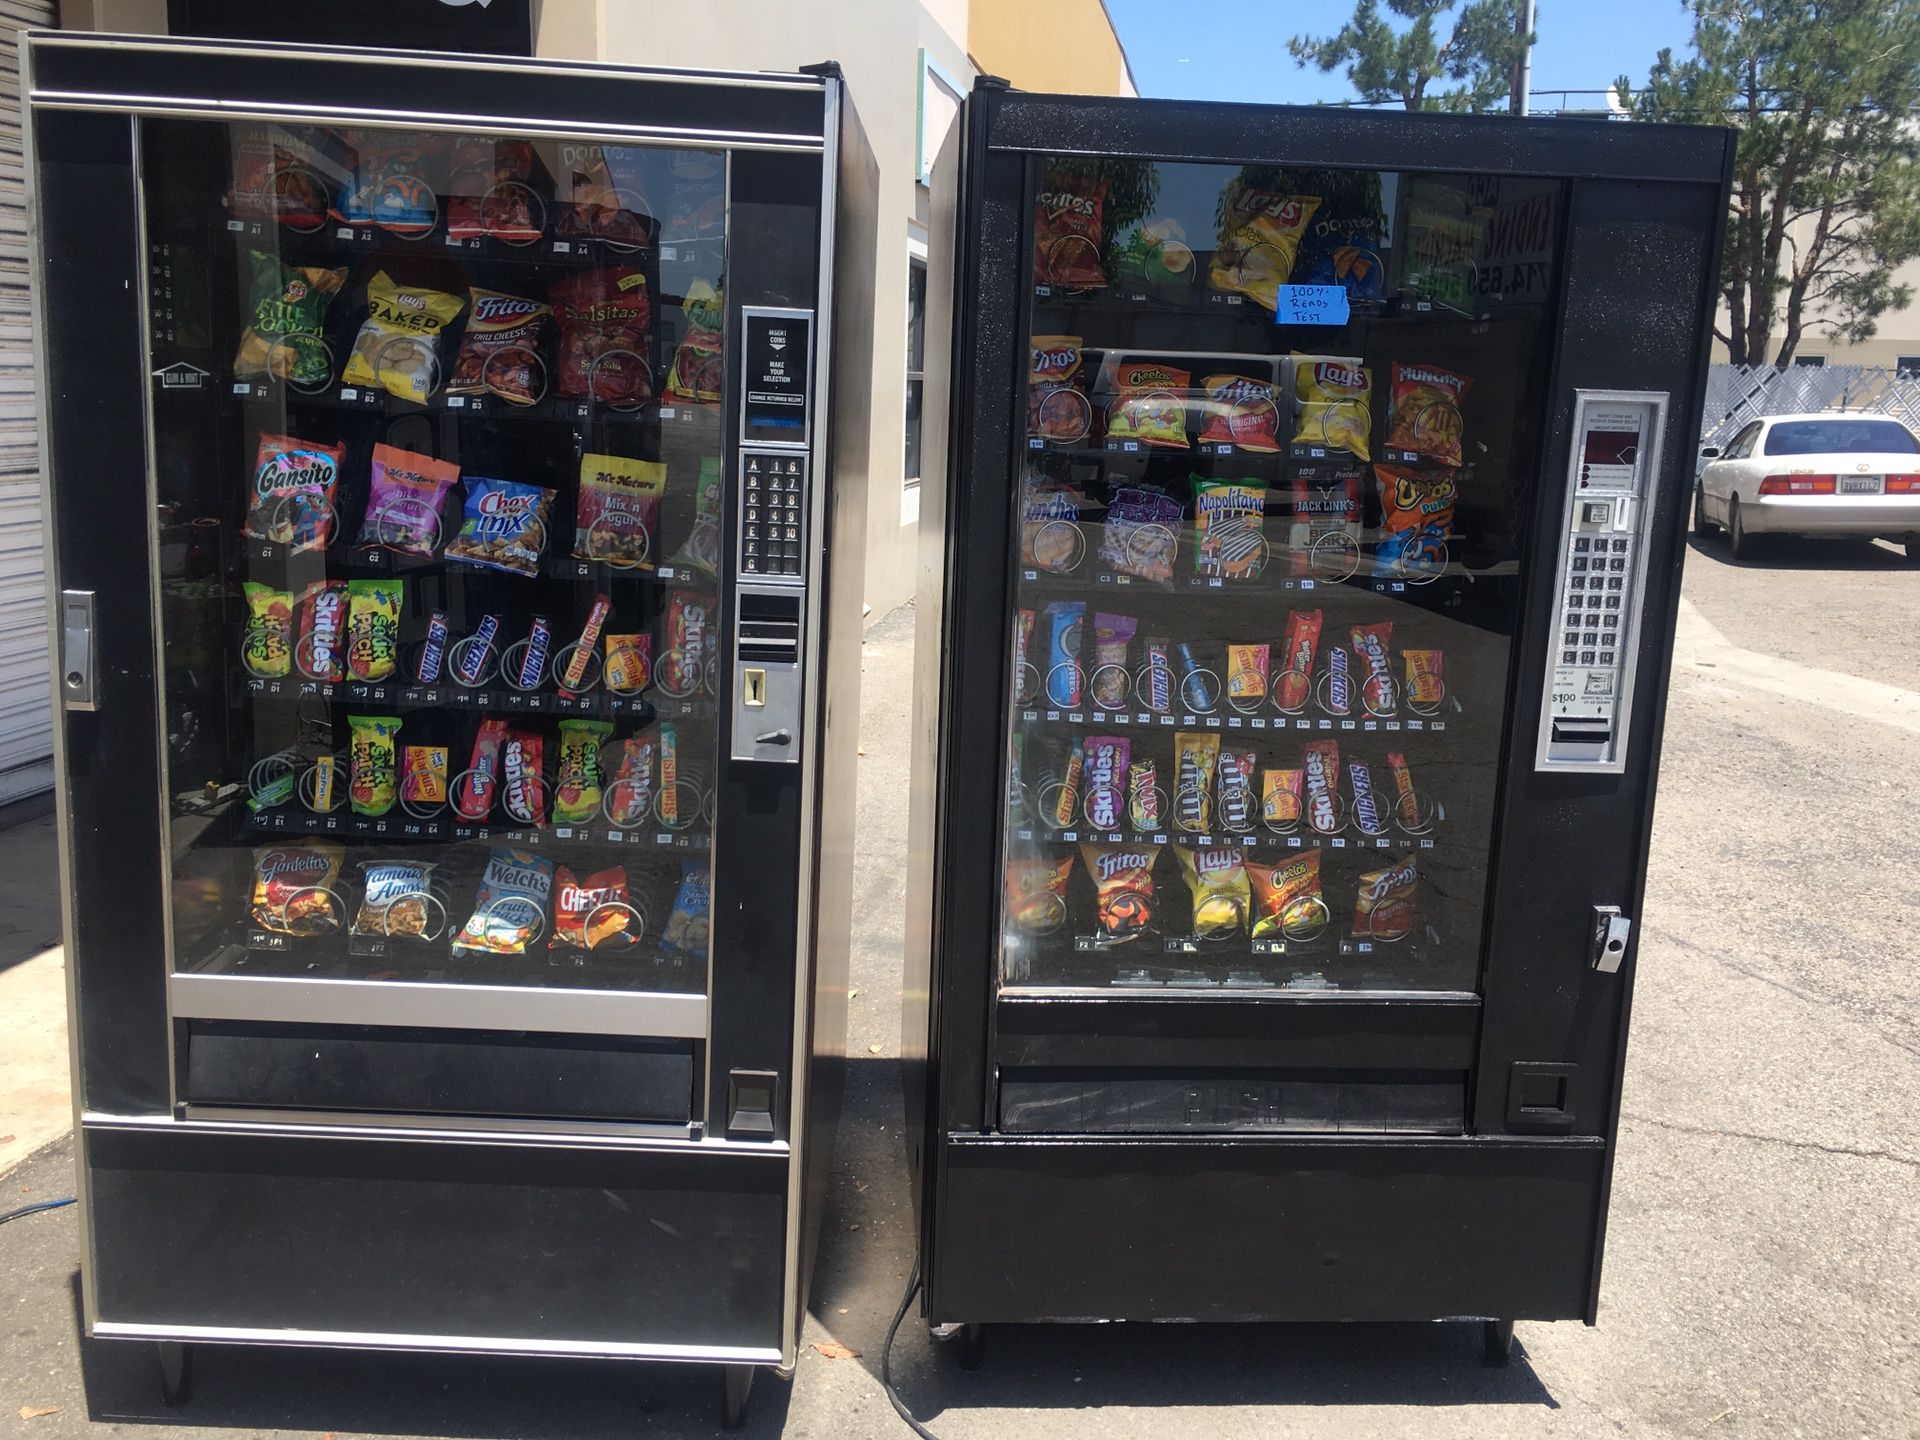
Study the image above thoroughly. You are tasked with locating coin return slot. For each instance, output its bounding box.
[737,593,801,663]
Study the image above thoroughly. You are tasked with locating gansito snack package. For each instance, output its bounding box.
[550,266,653,408]
[1173,730,1219,833]
[1032,170,1108,288]
[1209,189,1321,310]
[1227,643,1269,711]
[1303,738,1343,835]
[605,733,656,828]
[1404,649,1445,710]
[454,716,510,821]
[250,841,345,935]
[1192,476,1269,580]
[348,714,401,817]
[1176,845,1250,940]
[1261,767,1304,828]
[667,280,726,404]
[1217,747,1258,832]
[1028,336,1090,442]
[244,433,346,552]
[1351,621,1396,714]
[296,580,348,682]
[662,860,712,955]
[332,130,446,235]
[1196,374,1283,453]
[554,718,613,825]
[1246,851,1326,942]
[1082,735,1131,832]
[1099,485,1182,584]
[1285,473,1363,576]
[451,846,554,957]
[345,579,401,682]
[240,583,294,679]
[1291,356,1373,460]
[1090,612,1136,711]
[233,252,346,389]
[446,476,556,577]
[575,453,667,569]
[1019,475,1085,572]
[1386,361,1473,467]
[447,288,551,403]
[402,744,448,809]
[500,730,547,827]
[1354,856,1419,940]
[669,456,724,577]
[445,136,549,244]
[550,863,632,951]
[659,591,710,697]
[1079,842,1157,943]
[351,858,440,940]
[342,271,465,404]
[354,444,460,558]
[1105,362,1191,449]
[1374,464,1458,577]
[1004,850,1073,935]
[1041,601,1085,710]
[604,633,654,695]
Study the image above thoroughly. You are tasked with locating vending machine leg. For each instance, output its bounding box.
[1483,1319,1515,1366]
[156,1341,193,1407]
[720,1362,756,1430]
[957,1323,986,1371]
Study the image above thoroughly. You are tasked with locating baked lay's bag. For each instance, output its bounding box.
[1291,356,1372,459]
[1210,188,1321,309]
[342,271,465,403]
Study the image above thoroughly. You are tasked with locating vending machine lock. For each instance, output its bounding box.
[1591,906,1632,973]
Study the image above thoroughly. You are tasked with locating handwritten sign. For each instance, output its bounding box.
[1273,284,1350,326]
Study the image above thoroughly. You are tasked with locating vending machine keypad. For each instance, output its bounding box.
[739,451,808,581]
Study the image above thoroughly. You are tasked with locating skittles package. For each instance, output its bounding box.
[500,730,547,827]
[295,580,348,682]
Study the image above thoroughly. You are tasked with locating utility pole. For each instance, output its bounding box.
[1510,0,1536,115]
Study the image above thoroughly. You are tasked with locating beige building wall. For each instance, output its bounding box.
[1711,209,1920,370]
[967,0,1137,96]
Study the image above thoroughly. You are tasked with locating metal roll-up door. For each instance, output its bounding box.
[0,2,58,805]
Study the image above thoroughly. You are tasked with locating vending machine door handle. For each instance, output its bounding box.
[1591,906,1632,972]
[755,729,793,747]
[60,589,96,712]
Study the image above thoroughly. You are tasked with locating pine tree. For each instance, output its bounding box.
[1287,0,1535,113]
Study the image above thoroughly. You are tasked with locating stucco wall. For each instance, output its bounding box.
[967,0,1136,96]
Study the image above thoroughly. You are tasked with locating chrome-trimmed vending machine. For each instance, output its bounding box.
[29,32,873,1426]
[905,81,1731,1357]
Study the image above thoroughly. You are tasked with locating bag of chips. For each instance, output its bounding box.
[575,453,666,569]
[250,841,345,935]
[332,130,446,235]
[661,859,712,954]
[669,456,724,576]
[445,136,549,244]
[1374,464,1458,577]
[1210,189,1320,310]
[1386,361,1473,467]
[1105,361,1190,448]
[447,288,550,404]
[500,730,547,827]
[348,714,401,817]
[351,858,441,940]
[556,145,652,248]
[402,744,448,810]
[1004,851,1072,934]
[1173,730,1219,833]
[1089,615,1136,712]
[240,583,293,679]
[446,476,556,577]
[1247,851,1326,941]
[243,433,345,552]
[233,252,346,389]
[1176,845,1249,940]
[1291,356,1372,459]
[1195,374,1282,452]
[1032,171,1108,288]
[1355,857,1419,940]
[354,444,460,558]
[451,847,554,956]
[1028,336,1091,442]
[1099,484,1182,584]
[345,579,402,682]
[605,733,656,827]
[1020,475,1085,573]
[1192,476,1269,580]
[667,280,725,404]
[604,633,653,695]
[342,271,464,404]
[1079,841,1156,943]
[296,580,348,682]
[553,718,613,825]
[225,124,338,230]
[551,266,653,407]
[551,864,634,951]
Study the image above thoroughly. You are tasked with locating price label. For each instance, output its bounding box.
[1273,284,1351,327]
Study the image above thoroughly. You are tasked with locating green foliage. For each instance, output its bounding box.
[1618,0,1920,366]
[1287,0,1535,113]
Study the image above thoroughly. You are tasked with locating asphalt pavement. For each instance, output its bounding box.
[1,531,1916,1439]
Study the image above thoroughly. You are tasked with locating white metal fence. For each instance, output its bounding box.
[1698,364,1920,450]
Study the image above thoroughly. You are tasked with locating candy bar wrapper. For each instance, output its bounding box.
[1351,621,1395,714]
[351,858,438,940]
[354,444,460,557]
[1139,636,1173,714]
[1303,738,1343,835]
[661,592,710,696]
[308,754,339,814]
[455,716,510,820]
[1374,464,1457,578]
[658,722,682,827]
[1286,475,1361,577]
[554,718,613,825]
[1051,740,1085,830]
[451,846,553,957]
[1405,648,1445,708]
[295,581,348,682]
[1354,857,1419,939]
[1261,768,1304,828]
[1009,733,1031,829]
[1247,851,1324,941]
[514,616,553,691]
[1105,361,1190,448]
[1004,850,1072,935]
[551,863,631,951]
[1013,610,1036,700]
[1020,476,1086,571]
[668,455,724,576]
[1099,484,1181,584]
[1175,643,1218,714]
[1227,644,1269,709]
[661,860,712,955]
[1196,373,1282,452]
[1091,613,1136,710]
[452,614,501,688]
[1387,751,1421,829]
[575,453,667,569]
[348,714,401,817]
[601,633,650,695]
[241,583,294,678]
[250,841,345,935]
[1323,645,1354,717]
[446,476,556,577]
[1127,758,1162,832]
[1080,841,1157,943]
[1291,356,1373,459]
[1191,475,1268,580]
[248,771,295,814]
[1042,601,1085,709]
[559,594,612,696]
[1082,736,1130,832]
[345,578,402,682]
[1174,730,1219,833]
[607,735,656,828]
[1349,758,1387,836]
[1176,845,1249,940]
[1386,361,1473,468]
[1217,748,1257,831]
[500,730,547,827]
[244,433,345,552]
[402,745,448,808]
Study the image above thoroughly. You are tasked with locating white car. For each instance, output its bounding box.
[1694,411,1920,561]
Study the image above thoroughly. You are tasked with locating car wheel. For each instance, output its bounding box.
[1693,480,1717,537]
[1904,533,1920,566]
[1727,497,1753,560]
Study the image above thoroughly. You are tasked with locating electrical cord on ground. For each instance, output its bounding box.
[880,1254,942,1440]
[0,1197,76,1226]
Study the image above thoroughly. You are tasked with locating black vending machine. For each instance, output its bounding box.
[29,31,874,1425]
[906,83,1732,1353]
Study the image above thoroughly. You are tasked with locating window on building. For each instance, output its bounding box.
[1896,355,1920,378]
[1792,354,1826,368]
[905,252,928,487]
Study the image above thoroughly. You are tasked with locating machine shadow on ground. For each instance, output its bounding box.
[1683,532,1915,571]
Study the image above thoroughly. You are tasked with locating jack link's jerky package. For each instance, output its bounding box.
[446,476,556,577]
[1173,730,1219,833]
[345,579,402,682]
[551,863,632,951]
[554,718,613,825]
[241,583,294,678]
[447,288,551,403]
[233,252,346,388]
[550,265,653,408]
[1291,356,1373,459]
[1032,170,1107,288]
[1191,476,1268,580]
[669,456,725,576]
[354,444,460,558]
[574,453,666,569]
[662,860,712,955]
[250,841,345,935]
[1210,189,1320,310]
[1004,850,1073,935]
[1177,845,1250,940]
[451,846,554,956]
[1374,464,1458,577]
[1246,851,1326,941]
[1354,856,1419,940]
[342,271,464,403]
[351,858,439,940]
[1286,473,1363,576]
[1079,841,1157,943]
[244,433,345,552]
[1099,484,1182,584]
[1386,361,1473,467]
[348,714,401,817]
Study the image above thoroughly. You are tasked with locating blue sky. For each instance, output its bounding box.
[1105,0,1700,111]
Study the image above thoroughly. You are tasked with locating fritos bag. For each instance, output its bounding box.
[1032,171,1107,288]
[1355,857,1419,940]
[447,288,550,403]
[1079,842,1157,943]
[1386,361,1473,467]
